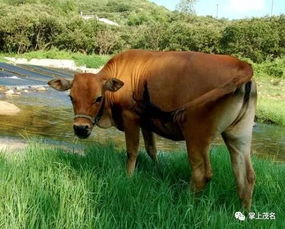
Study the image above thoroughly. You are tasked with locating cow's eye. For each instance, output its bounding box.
[94,96,102,103]
[69,95,73,102]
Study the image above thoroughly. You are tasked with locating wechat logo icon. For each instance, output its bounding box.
[235,212,245,221]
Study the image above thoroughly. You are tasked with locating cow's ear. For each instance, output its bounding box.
[103,78,124,92]
[48,78,72,91]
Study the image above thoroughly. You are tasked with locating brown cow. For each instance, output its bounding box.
[48,49,257,209]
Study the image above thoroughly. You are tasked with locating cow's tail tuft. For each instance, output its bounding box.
[172,108,186,124]
[244,81,252,104]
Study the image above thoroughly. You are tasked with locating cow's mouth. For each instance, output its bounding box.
[75,131,91,139]
[73,125,92,139]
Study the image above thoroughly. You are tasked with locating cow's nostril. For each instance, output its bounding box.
[73,124,91,138]
[73,125,79,131]
[73,125,89,131]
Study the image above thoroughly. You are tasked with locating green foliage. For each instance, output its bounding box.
[221,18,281,62]
[13,48,75,59]
[55,17,98,53]
[255,77,285,126]
[9,48,110,68]
[0,54,7,62]
[130,15,224,53]
[254,58,285,78]
[0,0,284,63]
[106,0,131,13]
[257,97,285,126]
[0,3,63,53]
[0,143,284,228]
[72,53,110,68]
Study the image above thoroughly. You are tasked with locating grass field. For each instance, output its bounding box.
[0,142,284,228]
[256,78,285,126]
[0,49,110,68]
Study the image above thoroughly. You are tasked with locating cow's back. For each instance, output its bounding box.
[144,51,252,111]
[100,50,253,112]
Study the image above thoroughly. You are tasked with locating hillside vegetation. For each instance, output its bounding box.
[0,0,284,66]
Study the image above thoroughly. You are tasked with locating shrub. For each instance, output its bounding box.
[0,0,285,61]
[254,58,285,78]
[220,18,281,62]
[55,17,98,53]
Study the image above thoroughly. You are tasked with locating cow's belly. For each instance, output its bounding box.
[141,118,184,141]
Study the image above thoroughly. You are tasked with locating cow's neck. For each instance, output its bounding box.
[96,56,146,130]
[95,94,114,129]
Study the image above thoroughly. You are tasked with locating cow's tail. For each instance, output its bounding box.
[172,62,254,124]
[229,79,257,126]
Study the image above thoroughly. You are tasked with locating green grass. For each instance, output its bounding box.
[0,53,8,62]
[0,142,284,228]
[72,54,110,68]
[0,49,110,68]
[257,97,285,126]
[255,78,285,126]
[253,57,285,79]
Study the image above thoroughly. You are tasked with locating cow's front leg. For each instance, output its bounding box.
[123,111,140,175]
[141,128,157,161]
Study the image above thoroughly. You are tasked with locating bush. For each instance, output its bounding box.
[253,57,285,78]
[0,0,285,61]
[94,26,126,55]
[0,3,63,53]
[55,17,98,53]
[221,18,282,62]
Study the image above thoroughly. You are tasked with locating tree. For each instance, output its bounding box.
[95,29,120,55]
[176,0,198,15]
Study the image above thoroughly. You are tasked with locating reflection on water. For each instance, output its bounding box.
[0,89,284,161]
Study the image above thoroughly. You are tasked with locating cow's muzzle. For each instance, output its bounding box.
[73,124,91,139]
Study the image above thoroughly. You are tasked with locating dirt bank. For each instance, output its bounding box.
[0,137,27,152]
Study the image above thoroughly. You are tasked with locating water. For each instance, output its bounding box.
[0,88,284,161]
[0,62,72,86]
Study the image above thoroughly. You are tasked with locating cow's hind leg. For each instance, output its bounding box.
[141,128,157,161]
[222,124,255,209]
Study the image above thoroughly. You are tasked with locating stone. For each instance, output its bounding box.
[0,101,21,115]
[4,89,14,96]
[36,86,47,91]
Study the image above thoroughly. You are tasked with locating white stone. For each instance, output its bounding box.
[97,17,119,26]
[36,86,47,91]
[5,89,14,95]
[0,101,21,115]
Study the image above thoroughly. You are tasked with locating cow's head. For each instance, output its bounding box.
[48,73,124,139]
